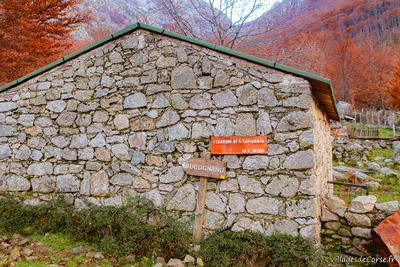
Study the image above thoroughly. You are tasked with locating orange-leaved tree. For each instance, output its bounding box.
[384,61,400,109]
[0,0,90,85]
[322,33,360,106]
[348,34,393,109]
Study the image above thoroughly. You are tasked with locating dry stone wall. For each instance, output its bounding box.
[331,121,395,163]
[0,29,332,239]
[322,194,399,256]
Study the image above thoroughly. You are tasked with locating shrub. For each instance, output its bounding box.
[0,196,321,265]
[156,217,192,259]
[198,230,321,267]
[0,196,191,259]
[265,233,320,267]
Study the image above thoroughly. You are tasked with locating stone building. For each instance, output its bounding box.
[0,23,339,241]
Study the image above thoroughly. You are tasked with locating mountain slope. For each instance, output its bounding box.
[262,0,400,42]
[76,0,165,40]
[76,0,220,42]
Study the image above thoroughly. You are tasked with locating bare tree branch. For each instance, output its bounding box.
[153,0,288,49]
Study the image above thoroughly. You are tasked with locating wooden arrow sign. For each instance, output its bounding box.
[188,152,227,244]
[183,157,227,179]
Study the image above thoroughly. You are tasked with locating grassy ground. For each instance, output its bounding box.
[379,127,400,138]
[373,186,400,202]
[334,147,400,203]
[0,230,320,267]
[368,148,400,202]
[0,233,121,267]
[369,147,395,159]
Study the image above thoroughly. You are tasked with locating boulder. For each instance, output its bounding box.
[332,170,347,181]
[375,201,399,213]
[323,194,347,217]
[336,101,351,119]
[348,195,377,213]
[344,212,371,227]
[367,162,380,171]
[379,167,398,177]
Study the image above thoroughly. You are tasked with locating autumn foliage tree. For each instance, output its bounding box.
[253,0,400,110]
[0,0,90,85]
[384,62,400,109]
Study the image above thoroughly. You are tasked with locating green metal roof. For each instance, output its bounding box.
[0,22,339,120]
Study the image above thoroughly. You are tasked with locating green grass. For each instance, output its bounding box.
[31,233,87,252]
[1,233,115,267]
[370,172,400,203]
[13,263,48,267]
[0,197,192,266]
[368,147,395,160]
[379,127,400,138]
[333,146,400,203]
[372,190,400,203]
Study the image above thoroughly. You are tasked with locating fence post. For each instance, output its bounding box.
[361,109,364,124]
[378,112,381,127]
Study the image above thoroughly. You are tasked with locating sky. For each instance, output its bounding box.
[211,0,282,22]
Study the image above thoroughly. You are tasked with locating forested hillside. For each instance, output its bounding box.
[243,0,400,109]
[0,0,89,84]
[1,0,399,109]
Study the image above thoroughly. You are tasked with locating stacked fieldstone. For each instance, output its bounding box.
[321,194,399,256]
[332,138,394,163]
[331,120,396,163]
[0,28,333,240]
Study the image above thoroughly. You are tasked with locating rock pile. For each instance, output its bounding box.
[332,141,399,189]
[153,255,204,267]
[0,233,207,266]
[0,233,106,266]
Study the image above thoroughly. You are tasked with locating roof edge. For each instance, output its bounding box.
[0,22,339,120]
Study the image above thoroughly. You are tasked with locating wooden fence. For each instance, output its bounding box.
[348,126,380,137]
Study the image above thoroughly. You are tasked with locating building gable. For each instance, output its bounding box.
[0,22,339,120]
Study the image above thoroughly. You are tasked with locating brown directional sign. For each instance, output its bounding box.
[210,136,268,155]
[183,157,227,179]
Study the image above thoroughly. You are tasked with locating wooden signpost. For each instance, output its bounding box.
[210,136,268,155]
[183,156,227,179]
[185,136,266,243]
[183,152,226,243]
